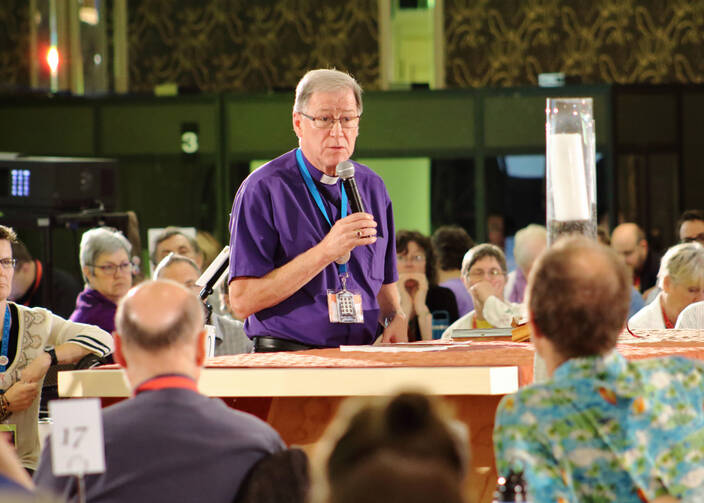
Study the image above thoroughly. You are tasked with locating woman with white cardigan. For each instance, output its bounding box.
[629,242,704,329]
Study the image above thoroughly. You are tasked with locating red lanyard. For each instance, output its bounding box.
[660,300,675,329]
[135,375,198,395]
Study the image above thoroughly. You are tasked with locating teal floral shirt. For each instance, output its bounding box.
[494,351,704,502]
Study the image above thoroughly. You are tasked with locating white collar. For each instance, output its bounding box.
[320,173,339,185]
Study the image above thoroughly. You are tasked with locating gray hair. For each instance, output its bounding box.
[513,224,547,271]
[461,243,507,278]
[79,227,132,282]
[293,69,363,115]
[153,253,200,279]
[151,227,201,265]
[658,242,704,289]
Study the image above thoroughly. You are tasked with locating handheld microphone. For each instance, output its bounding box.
[336,161,366,213]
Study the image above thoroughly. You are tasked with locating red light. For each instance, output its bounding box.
[46,47,59,73]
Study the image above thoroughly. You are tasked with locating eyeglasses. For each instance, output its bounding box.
[89,262,133,275]
[0,258,16,270]
[397,254,426,263]
[299,112,360,130]
[468,268,504,280]
[682,233,704,244]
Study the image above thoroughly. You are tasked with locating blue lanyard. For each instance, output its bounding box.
[0,305,10,372]
[296,148,349,275]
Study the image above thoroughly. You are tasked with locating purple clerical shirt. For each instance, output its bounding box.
[439,277,474,317]
[228,149,398,347]
[69,287,117,333]
[507,268,527,304]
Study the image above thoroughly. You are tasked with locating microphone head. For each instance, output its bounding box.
[336,160,355,180]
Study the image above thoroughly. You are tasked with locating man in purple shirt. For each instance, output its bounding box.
[228,69,407,351]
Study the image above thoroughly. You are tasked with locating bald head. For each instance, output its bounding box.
[116,280,204,351]
[529,237,630,358]
[611,223,648,272]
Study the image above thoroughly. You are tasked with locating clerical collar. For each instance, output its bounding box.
[320,173,339,185]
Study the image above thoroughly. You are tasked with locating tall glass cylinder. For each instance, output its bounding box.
[545,98,596,246]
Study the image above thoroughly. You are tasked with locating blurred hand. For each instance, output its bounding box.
[20,352,51,384]
[5,382,39,413]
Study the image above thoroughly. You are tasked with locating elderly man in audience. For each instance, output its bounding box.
[494,236,704,502]
[611,223,661,295]
[9,239,81,319]
[628,242,704,329]
[154,254,252,354]
[442,244,523,338]
[35,280,283,501]
[677,209,704,245]
[0,226,112,472]
[151,227,203,270]
[504,224,546,304]
[431,225,475,316]
[69,227,133,333]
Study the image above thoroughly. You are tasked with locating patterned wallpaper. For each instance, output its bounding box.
[0,0,30,92]
[2,1,704,93]
[445,0,704,87]
[127,0,380,93]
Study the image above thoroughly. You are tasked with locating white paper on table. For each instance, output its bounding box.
[339,345,456,353]
[548,133,590,221]
[49,398,106,476]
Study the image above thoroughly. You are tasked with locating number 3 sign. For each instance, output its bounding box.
[49,399,106,476]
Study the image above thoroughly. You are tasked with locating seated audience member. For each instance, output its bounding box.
[311,392,467,503]
[598,226,646,317]
[675,300,704,329]
[70,227,133,333]
[611,223,661,294]
[431,225,475,316]
[195,230,222,270]
[396,231,459,341]
[628,242,704,329]
[235,448,310,503]
[154,254,253,354]
[442,244,523,338]
[0,226,113,472]
[494,237,704,502]
[151,227,203,270]
[9,240,81,319]
[504,224,546,304]
[677,209,704,245]
[35,280,284,501]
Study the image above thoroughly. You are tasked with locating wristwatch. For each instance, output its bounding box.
[44,346,58,366]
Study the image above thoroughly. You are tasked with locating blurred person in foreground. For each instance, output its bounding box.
[432,225,475,317]
[396,230,458,341]
[0,226,112,472]
[154,254,252,354]
[494,236,704,502]
[35,280,283,501]
[628,242,704,329]
[311,392,467,503]
[228,68,406,351]
[69,227,133,333]
[442,244,524,338]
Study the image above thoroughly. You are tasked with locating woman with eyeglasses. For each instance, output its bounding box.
[395,230,458,341]
[69,227,134,333]
[442,243,524,338]
[0,225,112,472]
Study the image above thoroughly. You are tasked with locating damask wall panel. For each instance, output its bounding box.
[445,0,704,87]
[128,0,380,94]
[0,1,30,92]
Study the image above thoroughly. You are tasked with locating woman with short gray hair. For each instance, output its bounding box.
[629,242,704,329]
[70,227,133,333]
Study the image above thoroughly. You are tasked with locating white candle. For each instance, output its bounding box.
[548,133,590,221]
